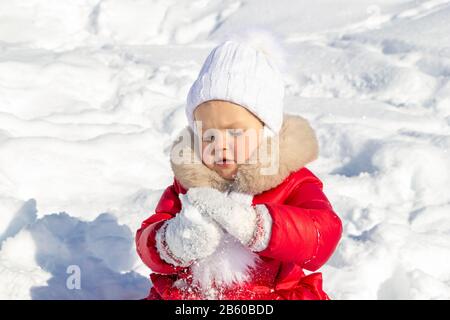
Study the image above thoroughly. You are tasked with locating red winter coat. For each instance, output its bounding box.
[136,114,343,300]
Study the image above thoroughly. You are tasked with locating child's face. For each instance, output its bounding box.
[194,100,264,180]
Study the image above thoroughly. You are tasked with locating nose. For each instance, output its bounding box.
[213,132,233,159]
[214,146,229,160]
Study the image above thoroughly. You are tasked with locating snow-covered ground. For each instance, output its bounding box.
[1,0,449,299]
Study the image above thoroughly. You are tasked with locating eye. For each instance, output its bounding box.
[228,129,244,137]
[202,133,215,142]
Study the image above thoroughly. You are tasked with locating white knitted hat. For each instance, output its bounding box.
[186,29,286,135]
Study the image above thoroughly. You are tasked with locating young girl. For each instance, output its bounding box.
[135,30,342,300]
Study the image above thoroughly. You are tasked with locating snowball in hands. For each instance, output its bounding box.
[155,193,223,267]
[186,187,273,252]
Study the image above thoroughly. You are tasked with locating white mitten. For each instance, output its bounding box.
[155,193,223,267]
[186,187,273,252]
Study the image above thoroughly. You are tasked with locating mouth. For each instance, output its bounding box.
[215,157,235,167]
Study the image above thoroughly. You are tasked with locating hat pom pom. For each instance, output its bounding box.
[222,27,288,74]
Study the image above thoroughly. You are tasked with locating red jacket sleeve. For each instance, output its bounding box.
[135,180,186,274]
[257,178,343,271]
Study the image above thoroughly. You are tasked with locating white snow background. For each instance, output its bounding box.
[1,0,450,299]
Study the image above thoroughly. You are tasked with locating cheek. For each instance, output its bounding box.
[246,143,257,160]
[234,134,260,162]
[233,143,249,162]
